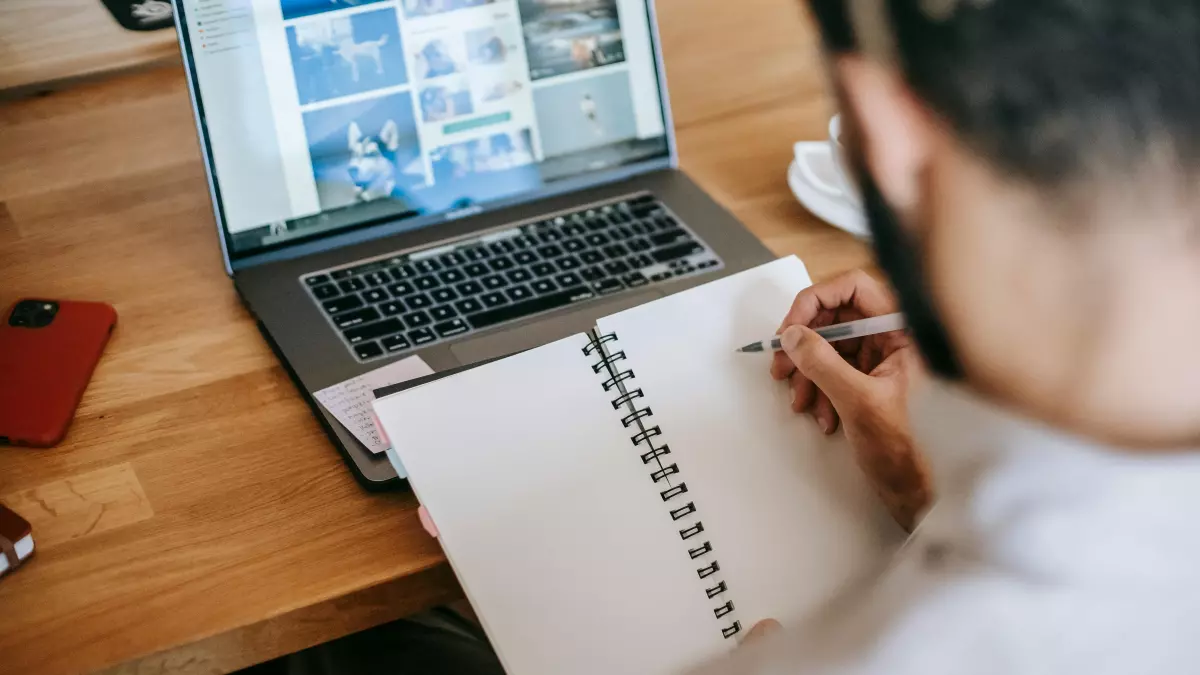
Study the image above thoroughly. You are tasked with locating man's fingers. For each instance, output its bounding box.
[779,270,898,331]
[780,325,873,410]
[770,349,795,381]
[813,390,839,435]
[789,369,817,413]
[744,619,783,645]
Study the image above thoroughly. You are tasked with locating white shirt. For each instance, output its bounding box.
[696,380,1200,675]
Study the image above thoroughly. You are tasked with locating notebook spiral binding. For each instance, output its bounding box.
[584,331,743,641]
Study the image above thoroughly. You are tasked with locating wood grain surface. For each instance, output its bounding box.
[0,0,180,94]
[0,1,874,673]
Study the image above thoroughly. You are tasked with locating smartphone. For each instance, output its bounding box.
[0,300,117,448]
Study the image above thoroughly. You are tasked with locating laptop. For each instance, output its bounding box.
[171,0,775,489]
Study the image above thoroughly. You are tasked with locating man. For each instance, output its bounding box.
[292,1,1200,672]
[698,0,1200,672]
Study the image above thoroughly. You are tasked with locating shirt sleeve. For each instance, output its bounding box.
[687,538,1030,675]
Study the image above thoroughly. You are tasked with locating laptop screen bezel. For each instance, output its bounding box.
[169,0,679,275]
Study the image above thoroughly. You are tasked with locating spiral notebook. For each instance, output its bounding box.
[373,257,902,675]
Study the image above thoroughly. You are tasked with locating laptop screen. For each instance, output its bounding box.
[177,0,670,258]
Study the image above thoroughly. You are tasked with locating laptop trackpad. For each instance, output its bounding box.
[450,291,662,365]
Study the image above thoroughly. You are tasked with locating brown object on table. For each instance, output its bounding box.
[0,1,876,673]
[0,504,34,575]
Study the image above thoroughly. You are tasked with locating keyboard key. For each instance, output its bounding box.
[431,305,458,321]
[629,194,656,205]
[463,246,490,261]
[408,327,436,346]
[431,287,458,304]
[532,262,556,277]
[481,292,507,308]
[383,334,412,353]
[624,272,649,288]
[630,221,652,236]
[323,295,364,314]
[455,297,483,314]
[698,259,720,269]
[585,233,609,247]
[338,278,366,293]
[330,269,353,280]
[466,286,596,330]
[581,267,606,282]
[489,256,515,271]
[631,201,659,217]
[354,342,384,360]
[604,260,631,276]
[656,215,678,231]
[650,271,673,282]
[650,229,689,247]
[537,244,564,259]
[333,307,381,329]
[513,250,537,265]
[513,234,538,249]
[390,264,416,280]
[561,238,585,253]
[482,275,508,290]
[439,269,466,285]
[403,311,432,328]
[389,281,415,297]
[406,293,433,310]
[364,271,390,287]
[562,222,586,237]
[489,240,515,255]
[555,272,582,287]
[363,288,388,303]
[348,261,390,277]
[652,242,704,263]
[435,318,470,338]
[456,280,484,296]
[506,285,533,302]
[604,244,630,259]
[585,217,609,231]
[611,226,633,240]
[629,253,655,269]
[627,237,652,252]
[305,274,330,286]
[413,259,441,274]
[414,275,440,291]
[538,229,562,243]
[506,268,533,284]
[464,262,489,277]
[344,318,403,344]
[439,252,466,268]
[580,250,604,265]
[531,279,557,295]
[592,278,625,295]
[312,284,339,300]
[380,301,405,316]
[556,256,582,271]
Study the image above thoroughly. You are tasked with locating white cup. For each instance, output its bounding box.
[827,114,861,203]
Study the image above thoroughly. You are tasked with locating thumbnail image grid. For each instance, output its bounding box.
[430,128,536,182]
[402,0,496,19]
[302,91,426,210]
[286,7,409,105]
[518,0,626,81]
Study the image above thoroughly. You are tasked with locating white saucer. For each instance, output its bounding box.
[788,142,870,239]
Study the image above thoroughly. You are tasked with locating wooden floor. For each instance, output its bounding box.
[0,1,874,673]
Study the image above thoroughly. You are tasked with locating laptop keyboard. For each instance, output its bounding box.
[301,194,724,363]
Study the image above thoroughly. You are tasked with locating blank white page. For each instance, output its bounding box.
[597,257,904,630]
[374,334,726,675]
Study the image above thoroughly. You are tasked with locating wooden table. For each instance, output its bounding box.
[0,1,873,672]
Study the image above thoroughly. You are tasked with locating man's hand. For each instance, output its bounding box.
[770,270,932,531]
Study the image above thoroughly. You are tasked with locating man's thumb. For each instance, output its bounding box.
[780,325,871,406]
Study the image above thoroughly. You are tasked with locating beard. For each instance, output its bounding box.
[849,160,966,379]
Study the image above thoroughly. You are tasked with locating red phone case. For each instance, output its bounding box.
[0,300,117,447]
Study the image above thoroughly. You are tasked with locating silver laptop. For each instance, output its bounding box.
[171,0,774,488]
